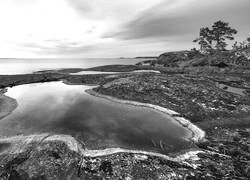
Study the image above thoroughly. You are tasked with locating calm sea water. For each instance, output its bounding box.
[0,58,146,75]
[1,82,191,154]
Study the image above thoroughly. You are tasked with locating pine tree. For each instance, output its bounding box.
[211,21,237,50]
[193,27,212,53]
[194,20,237,52]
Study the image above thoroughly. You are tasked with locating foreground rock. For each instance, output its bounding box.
[0,128,249,179]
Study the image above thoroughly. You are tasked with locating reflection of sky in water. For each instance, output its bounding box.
[1,82,192,154]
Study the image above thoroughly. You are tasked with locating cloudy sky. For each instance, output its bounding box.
[0,0,249,58]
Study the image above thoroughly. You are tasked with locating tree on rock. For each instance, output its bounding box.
[193,27,212,53]
[194,20,237,53]
[211,21,237,50]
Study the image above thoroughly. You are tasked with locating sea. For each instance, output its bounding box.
[0,58,150,75]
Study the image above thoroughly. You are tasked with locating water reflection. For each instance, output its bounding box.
[1,82,192,154]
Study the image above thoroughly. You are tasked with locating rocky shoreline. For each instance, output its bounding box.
[0,67,249,179]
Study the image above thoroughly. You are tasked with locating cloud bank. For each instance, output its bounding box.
[105,0,250,40]
[0,0,249,58]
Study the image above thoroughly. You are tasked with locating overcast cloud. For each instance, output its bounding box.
[0,0,249,58]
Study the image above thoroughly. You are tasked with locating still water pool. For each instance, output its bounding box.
[0,82,192,154]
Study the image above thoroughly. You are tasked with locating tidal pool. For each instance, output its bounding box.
[0,82,192,154]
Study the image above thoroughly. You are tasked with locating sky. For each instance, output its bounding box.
[0,0,249,58]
